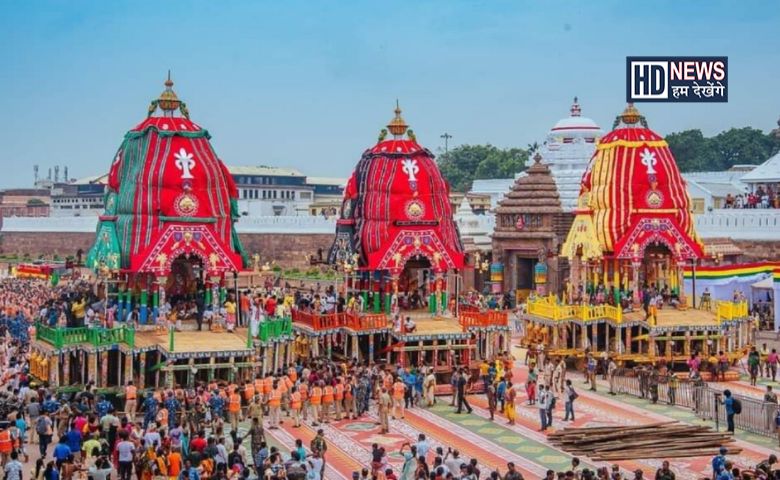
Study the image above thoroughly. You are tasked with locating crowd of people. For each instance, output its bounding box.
[0,343,523,480]
[724,188,780,209]
[2,275,780,480]
[555,282,686,320]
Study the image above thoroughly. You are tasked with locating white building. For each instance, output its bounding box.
[470,178,520,211]
[468,98,602,214]
[683,174,748,213]
[306,176,347,216]
[535,97,603,211]
[231,166,312,216]
[46,166,346,218]
[453,197,494,251]
[225,166,346,217]
[49,174,108,217]
[740,152,780,194]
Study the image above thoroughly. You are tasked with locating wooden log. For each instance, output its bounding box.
[593,448,742,461]
[550,420,736,462]
[548,423,703,439]
[547,421,677,436]
[551,426,708,445]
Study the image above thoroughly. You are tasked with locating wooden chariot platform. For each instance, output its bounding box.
[523,297,754,366]
[291,308,512,388]
[30,319,294,391]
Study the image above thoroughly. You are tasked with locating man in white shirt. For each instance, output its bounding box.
[415,434,430,458]
[116,432,136,480]
[444,449,463,476]
[4,451,23,480]
[403,317,417,333]
[215,438,229,472]
[538,385,549,431]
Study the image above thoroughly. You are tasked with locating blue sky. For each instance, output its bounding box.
[1,0,778,188]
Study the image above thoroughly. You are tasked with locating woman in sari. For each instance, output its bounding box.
[141,446,157,480]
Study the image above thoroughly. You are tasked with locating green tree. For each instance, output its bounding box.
[438,144,528,192]
[665,127,778,172]
[708,127,774,170]
[665,129,711,172]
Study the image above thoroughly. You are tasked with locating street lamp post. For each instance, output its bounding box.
[440,132,452,154]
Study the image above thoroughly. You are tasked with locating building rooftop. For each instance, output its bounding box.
[550,115,602,133]
[469,177,522,210]
[535,98,602,212]
[495,153,562,216]
[740,152,780,183]
[305,176,347,186]
[71,174,109,185]
[0,188,51,196]
[687,180,746,198]
[548,97,602,138]
[683,170,749,183]
[470,178,520,193]
[227,165,304,177]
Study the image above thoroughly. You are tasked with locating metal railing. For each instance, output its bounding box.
[527,298,623,323]
[610,369,778,437]
[528,298,744,325]
[257,317,293,341]
[695,389,779,437]
[291,310,391,332]
[459,310,509,329]
[35,323,135,349]
[716,301,749,323]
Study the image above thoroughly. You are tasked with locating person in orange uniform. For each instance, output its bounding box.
[289,386,302,427]
[298,381,309,422]
[344,378,355,420]
[0,425,12,467]
[262,375,274,412]
[267,381,282,429]
[228,387,242,431]
[125,381,138,422]
[334,378,345,421]
[321,382,334,424]
[243,381,255,410]
[309,382,322,426]
[392,376,406,419]
[281,374,293,417]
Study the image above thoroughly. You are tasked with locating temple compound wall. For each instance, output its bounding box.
[0,230,333,269]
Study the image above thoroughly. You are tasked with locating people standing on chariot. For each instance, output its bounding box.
[224,297,237,332]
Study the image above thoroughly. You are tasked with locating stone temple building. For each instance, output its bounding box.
[488,98,602,300]
[492,152,571,302]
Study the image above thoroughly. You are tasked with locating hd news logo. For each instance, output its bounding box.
[626,56,728,103]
